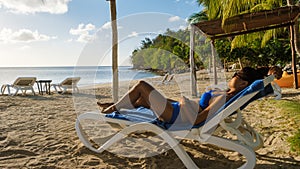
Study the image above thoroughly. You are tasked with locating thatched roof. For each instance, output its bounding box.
[193,5,300,39]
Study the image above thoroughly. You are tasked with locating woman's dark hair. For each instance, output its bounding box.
[233,67,260,85]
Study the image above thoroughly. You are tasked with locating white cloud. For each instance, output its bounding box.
[69,23,96,35]
[77,34,95,43]
[101,22,112,30]
[128,31,138,38]
[168,16,180,22]
[69,23,96,43]
[100,21,123,30]
[179,25,187,30]
[0,0,70,14]
[0,28,55,43]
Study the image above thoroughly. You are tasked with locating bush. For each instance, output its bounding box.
[288,129,300,154]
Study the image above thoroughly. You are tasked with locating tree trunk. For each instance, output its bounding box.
[109,0,119,102]
[287,0,300,55]
[287,0,299,88]
[189,25,197,97]
[294,20,300,56]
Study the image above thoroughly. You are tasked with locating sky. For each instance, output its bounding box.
[0,0,202,67]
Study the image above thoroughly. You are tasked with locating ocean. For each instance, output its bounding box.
[0,66,158,88]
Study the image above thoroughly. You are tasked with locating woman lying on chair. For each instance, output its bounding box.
[98,67,280,126]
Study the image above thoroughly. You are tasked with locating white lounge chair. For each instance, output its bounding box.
[51,77,81,94]
[75,75,278,169]
[153,73,175,85]
[1,77,36,96]
[162,74,175,84]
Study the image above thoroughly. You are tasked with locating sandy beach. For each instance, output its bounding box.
[0,74,299,169]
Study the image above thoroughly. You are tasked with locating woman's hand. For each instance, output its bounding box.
[178,96,200,124]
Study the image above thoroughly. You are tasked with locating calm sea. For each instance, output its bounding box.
[0,66,158,88]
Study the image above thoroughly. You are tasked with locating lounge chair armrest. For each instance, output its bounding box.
[263,75,274,87]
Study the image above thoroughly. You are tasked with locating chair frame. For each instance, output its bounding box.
[51,77,80,94]
[75,75,275,169]
[1,77,36,96]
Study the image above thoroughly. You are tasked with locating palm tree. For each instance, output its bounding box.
[188,11,208,24]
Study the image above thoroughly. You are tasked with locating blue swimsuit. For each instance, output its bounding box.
[169,90,214,123]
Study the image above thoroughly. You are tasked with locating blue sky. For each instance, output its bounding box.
[0,0,202,67]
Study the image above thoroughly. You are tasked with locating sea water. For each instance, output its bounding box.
[0,66,158,88]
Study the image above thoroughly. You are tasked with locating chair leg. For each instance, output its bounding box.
[2,85,12,95]
[207,136,256,169]
[22,89,26,95]
[13,88,19,96]
[31,87,36,95]
[100,123,199,169]
[62,87,67,94]
[51,85,58,93]
[1,85,6,94]
[73,87,79,93]
[55,86,59,92]
[220,112,263,150]
[7,86,11,95]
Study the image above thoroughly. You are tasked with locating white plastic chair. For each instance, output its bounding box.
[1,77,36,95]
[51,77,80,94]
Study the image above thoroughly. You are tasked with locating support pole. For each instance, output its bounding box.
[109,0,119,101]
[211,39,218,85]
[290,24,299,89]
[190,25,197,97]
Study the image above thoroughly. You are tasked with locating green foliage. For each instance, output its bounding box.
[131,28,292,72]
[214,36,291,67]
[130,29,205,73]
[271,100,300,154]
[288,129,300,154]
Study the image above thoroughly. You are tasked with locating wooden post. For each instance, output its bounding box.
[211,39,217,85]
[109,0,119,101]
[238,58,243,69]
[290,24,299,89]
[190,25,197,97]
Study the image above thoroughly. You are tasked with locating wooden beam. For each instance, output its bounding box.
[211,22,294,39]
[194,5,300,38]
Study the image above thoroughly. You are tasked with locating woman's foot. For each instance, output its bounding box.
[96,102,114,109]
[97,102,116,114]
[102,105,117,114]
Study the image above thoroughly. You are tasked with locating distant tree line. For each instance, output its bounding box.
[130,29,204,74]
[130,28,291,73]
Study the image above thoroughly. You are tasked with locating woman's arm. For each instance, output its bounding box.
[193,94,226,125]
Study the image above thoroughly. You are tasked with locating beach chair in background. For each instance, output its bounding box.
[75,75,278,169]
[51,77,80,94]
[159,73,175,84]
[1,77,36,96]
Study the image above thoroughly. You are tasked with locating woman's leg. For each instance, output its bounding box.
[103,80,174,122]
[97,97,150,110]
